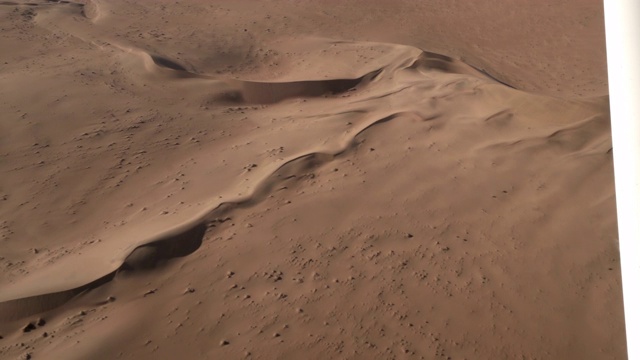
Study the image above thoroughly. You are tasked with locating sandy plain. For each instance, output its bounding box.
[0,0,626,359]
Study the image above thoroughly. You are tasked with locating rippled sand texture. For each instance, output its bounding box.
[0,1,625,359]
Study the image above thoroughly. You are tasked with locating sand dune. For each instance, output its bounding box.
[0,0,625,359]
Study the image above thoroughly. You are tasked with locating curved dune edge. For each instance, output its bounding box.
[1,91,604,315]
[0,108,433,319]
[0,16,552,317]
[113,39,512,102]
[114,42,383,104]
[0,34,558,318]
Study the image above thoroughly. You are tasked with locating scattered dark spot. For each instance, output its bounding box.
[23,323,36,333]
[150,55,187,72]
[36,318,46,326]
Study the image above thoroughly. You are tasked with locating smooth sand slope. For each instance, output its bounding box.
[0,0,625,359]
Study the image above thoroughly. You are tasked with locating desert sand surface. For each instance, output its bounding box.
[0,0,626,359]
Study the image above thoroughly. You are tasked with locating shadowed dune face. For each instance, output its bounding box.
[144,51,378,104]
[410,51,458,72]
[0,0,624,359]
[149,55,189,72]
[238,70,379,104]
[121,223,206,271]
[0,224,206,320]
[240,78,361,104]
[0,273,114,321]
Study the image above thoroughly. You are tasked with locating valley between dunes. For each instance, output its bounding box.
[0,1,626,359]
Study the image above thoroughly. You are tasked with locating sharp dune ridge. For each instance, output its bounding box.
[0,109,431,311]
[0,35,497,304]
[0,0,624,359]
